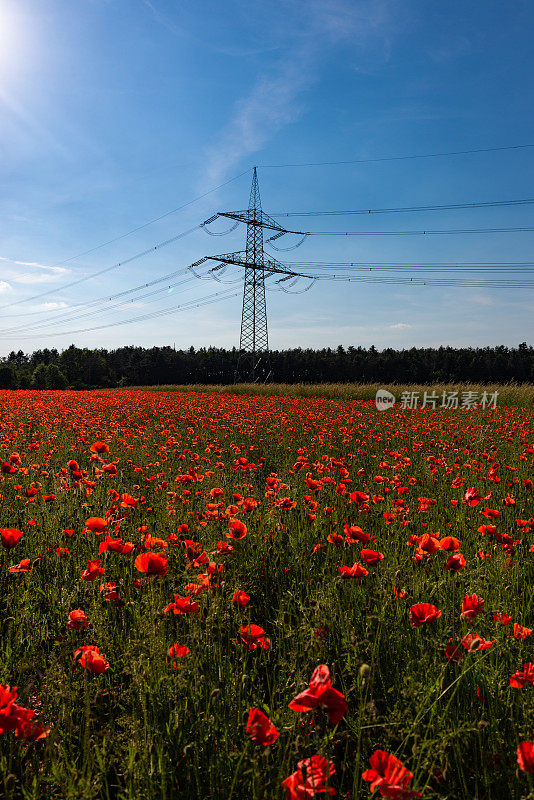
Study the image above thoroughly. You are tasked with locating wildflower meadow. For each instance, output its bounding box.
[1,388,534,799]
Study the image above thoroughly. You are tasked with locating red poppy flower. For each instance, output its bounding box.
[226,518,247,539]
[461,593,484,621]
[168,643,190,669]
[360,549,384,565]
[81,559,105,581]
[445,553,466,573]
[409,603,442,629]
[134,552,167,575]
[238,624,271,650]
[120,493,138,509]
[67,609,88,630]
[99,536,135,556]
[461,634,495,651]
[362,750,421,798]
[85,517,108,534]
[0,529,23,549]
[90,441,109,453]
[463,487,482,507]
[338,562,369,580]
[444,637,463,663]
[74,645,109,673]
[344,525,375,544]
[514,623,532,640]
[493,612,512,625]
[349,490,369,505]
[143,535,168,551]
[518,741,534,772]
[510,663,534,688]
[164,595,199,615]
[246,707,279,745]
[0,684,19,733]
[440,536,461,551]
[328,532,345,546]
[415,534,441,555]
[8,558,31,573]
[13,708,49,741]
[282,755,336,799]
[232,589,250,608]
[100,582,119,602]
[289,664,347,725]
[478,524,497,536]
[0,687,49,741]
[168,643,190,659]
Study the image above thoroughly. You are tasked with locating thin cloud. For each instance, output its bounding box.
[0,256,69,280]
[141,1,278,57]
[203,0,393,184]
[0,259,69,285]
[5,272,67,285]
[141,0,184,36]
[389,322,413,330]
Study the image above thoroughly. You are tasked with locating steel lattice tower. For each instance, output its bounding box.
[199,168,314,383]
[235,167,269,382]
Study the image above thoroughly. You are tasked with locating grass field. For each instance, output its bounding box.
[126,382,534,407]
[1,388,534,799]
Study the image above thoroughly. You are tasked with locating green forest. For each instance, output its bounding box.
[0,342,532,389]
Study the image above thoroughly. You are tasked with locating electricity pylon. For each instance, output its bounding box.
[202,167,309,383]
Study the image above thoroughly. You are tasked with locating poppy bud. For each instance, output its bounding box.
[359,663,371,682]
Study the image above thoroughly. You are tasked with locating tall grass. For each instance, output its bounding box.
[125,382,534,406]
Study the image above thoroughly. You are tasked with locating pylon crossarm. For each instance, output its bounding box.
[217,211,303,236]
[204,252,314,280]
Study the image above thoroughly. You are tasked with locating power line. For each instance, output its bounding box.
[10,168,252,275]
[311,275,534,288]
[259,143,534,168]
[0,271,203,336]
[3,288,240,339]
[0,265,196,320]
[285,261,534,266]
[284,261,534,272]
[268,225,534,239]
[0,224,203,311]
[270,198,534,217]
[0,264,205,330]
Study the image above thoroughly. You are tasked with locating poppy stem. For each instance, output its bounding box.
[227,741,248,800]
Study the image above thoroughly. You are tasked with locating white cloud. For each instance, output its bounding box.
[4,272,67,284]
[203,58,311,185]
[389,322,413,329]
[0,281,12,294]
[36,301,68,309]
[0,256,69,283]
[12,260,68,274]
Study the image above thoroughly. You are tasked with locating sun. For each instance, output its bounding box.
[0,1,36,81]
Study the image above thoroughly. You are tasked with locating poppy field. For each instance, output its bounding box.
[2,389,534,800]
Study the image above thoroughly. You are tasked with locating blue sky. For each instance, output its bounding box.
[1,0,533,355]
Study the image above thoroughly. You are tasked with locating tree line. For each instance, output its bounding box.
[0,343,532,389]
